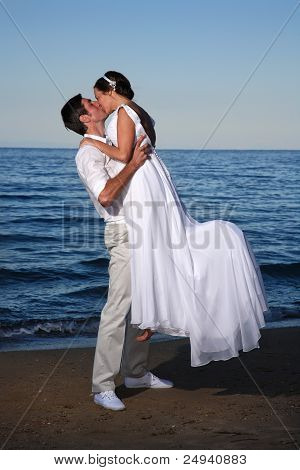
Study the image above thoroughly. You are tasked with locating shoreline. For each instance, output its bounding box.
[1,320,300,354]
[1,327,299,450]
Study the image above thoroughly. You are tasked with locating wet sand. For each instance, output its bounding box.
[0,327,299,450]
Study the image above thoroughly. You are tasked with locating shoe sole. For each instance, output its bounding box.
[94,400,126,411]
[125,384,174,389]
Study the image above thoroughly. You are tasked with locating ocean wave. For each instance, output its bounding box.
[0,316,101,338]
[80,257,109,267]
[263,305,300,322]
[0,266,89,282]
[0,193,54,200]
[7,216,77,224]
[7,215,104,224]
[0,233,56,242]
[260,262,300,277]
[1,305,299,340]
[63,285,108,297]
[2,261,297,284]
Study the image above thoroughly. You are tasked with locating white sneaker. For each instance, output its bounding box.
[94,390,126,411]
[124,371,174,389]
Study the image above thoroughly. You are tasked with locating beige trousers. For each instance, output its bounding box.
[92,222,150,393]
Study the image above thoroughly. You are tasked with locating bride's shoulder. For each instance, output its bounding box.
[114,102,140,123]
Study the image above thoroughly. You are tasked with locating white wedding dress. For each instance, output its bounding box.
[106,104,269,367]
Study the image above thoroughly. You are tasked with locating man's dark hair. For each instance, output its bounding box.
[61,94,88,136]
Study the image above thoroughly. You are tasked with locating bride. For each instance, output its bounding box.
[81,71,269,367]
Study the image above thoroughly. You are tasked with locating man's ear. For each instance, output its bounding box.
[79,114,90,124]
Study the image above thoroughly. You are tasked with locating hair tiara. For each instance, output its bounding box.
[102,75,116,91]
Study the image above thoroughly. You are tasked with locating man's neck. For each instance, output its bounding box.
[85,121,106,137]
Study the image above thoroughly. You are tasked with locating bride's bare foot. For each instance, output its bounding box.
[136,328,154,342]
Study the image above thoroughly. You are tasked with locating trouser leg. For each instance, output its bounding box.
[92,224,131,393]
[120,307,151,378]
[92,223,150,393]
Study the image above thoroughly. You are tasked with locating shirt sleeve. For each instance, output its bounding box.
[76,146,110,201]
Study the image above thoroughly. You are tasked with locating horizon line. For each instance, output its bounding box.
[0,146,299,152]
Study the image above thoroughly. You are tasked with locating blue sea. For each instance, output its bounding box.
[0,148,299,352]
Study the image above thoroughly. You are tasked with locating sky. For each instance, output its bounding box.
[0,0,299,149]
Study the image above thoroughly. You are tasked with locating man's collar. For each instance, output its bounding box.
[84,133,106,143]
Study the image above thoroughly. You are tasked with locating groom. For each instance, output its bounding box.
[61,94,173,411]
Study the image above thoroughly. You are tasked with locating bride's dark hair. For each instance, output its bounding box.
[94,71,134,99]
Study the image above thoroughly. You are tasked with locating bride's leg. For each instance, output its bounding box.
[136,328,154,342]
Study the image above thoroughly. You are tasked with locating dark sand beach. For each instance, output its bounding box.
[1,327,299,450]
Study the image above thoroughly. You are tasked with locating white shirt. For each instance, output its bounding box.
[75,134,126,224]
